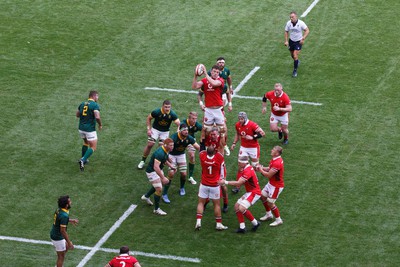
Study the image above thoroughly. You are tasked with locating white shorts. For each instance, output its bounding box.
[51,239,66,252]
[239,146,260,160]
[204,107,225,125]
[149,128,170,143]
[261,182,284,203]
[79,130,98,141]
[169,154,187,172]
[270,113,289,126]
[146,171,162,188]
[198,184,221,200]
[187,144,196,153]
[237,192,261,209]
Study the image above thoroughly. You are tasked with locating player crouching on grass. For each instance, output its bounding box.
[219,156,262,233]
[141,138,175,216]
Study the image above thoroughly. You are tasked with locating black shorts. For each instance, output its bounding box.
[288,39,302,51]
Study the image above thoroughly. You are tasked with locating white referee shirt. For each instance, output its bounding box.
[285,19,308,42]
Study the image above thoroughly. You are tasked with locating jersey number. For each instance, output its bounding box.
[207,166,213,175]
[82,105,88,116]
[119,262,126,267]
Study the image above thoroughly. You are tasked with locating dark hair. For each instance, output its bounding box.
[163,99,171,106]
[211,64,219,70]
[217,56,225,61]
[179,124,188,131]
[89,90,99,98]
[58,195,70,208]
[120,246,130,254]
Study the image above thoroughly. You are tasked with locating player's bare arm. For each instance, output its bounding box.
[146,114,153,136]
[173,118,181,130]
[197,91,205,111]
[227,76,233,94]
[226,89,233,111]
[255,127,266,137]
[230,132,240,151]
[69,218,79,226]
[94,110,102,130]
[60,226,74,250]
[273,104,292,112]
[284,31,289,46]
[205,72,222,87]
[257,166,277,178]
[193,143,201,151]
[154,160,169,184]
[301,27,310,44]
[192,74,204,90]
[261,99,268,114]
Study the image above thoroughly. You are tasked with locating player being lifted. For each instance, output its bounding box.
[197,58,233,155]
[192,64,230,156]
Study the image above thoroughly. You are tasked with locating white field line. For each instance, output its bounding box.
[77,204,137,266]
[301,0,321,17]
[229,94,323,106]
[144,87,323,106]
[232,66,260,96]
[0,235,201,263]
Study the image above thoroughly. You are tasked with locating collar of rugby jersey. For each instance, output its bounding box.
[61,208,69,214]
[161,145,168,154]
[161,107,170,115]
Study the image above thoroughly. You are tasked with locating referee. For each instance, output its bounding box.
[284,11,310,77]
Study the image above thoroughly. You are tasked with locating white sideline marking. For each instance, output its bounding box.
[230,94,323,106]
[232,66,260,96]
[0,235,201,263]
[76,204,136,267]
[144,87,322,106]
[145,87,198,95]
[301,0,320,17]
[101,248,201,263]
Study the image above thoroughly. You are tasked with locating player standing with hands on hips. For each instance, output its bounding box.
[284,11,310,77]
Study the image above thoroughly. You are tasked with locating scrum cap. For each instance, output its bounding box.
[238,111,248,122]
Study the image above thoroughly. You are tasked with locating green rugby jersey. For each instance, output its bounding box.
[146,146,169,173]
[180,118,202,138]
[78,98,100,132]
[50,208,69,240]
[170,132,196,156]
[151,108,178,132]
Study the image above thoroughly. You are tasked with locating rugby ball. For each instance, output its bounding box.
[195,64,205,76]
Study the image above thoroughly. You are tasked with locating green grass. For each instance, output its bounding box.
[1,0,400,266]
